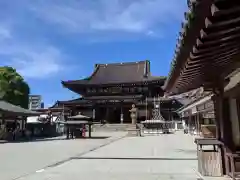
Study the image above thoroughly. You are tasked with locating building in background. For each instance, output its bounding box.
[40,102,44,109]
[54,60,184,123]
[29,95,42,110]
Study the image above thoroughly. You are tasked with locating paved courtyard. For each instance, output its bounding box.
[8,131,201,180]
[0,132,126,180]
[1,131,229,180]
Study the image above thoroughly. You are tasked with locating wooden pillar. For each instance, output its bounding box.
[194,115,197,135]
[213,83,233,175]
[66,126,69,139]
[88,124,92,138]
[196,113,200,136]
[188,115,191,133]
[213,90,223,140]
[105,108,109,123]
[213,86,232,144]
[21,117,26,137]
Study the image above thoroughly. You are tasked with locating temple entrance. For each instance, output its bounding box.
[123,107,131,123]
[107,107,121,123]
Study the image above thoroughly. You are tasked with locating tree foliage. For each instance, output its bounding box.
[0,67,30,108]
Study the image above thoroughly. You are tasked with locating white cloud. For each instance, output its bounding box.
[31,0,186,35]
[9,47,64,79]
[0,26,11,39]
[0,27,65,79]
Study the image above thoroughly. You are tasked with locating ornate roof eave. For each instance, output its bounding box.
[165,0,240,95]
[62,76,166,87]
[164,0,211,94]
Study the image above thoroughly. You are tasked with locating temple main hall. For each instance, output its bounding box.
[54,60,182,123]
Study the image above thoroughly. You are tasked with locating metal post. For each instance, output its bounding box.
[145,97,147,120]
[92,108,95,120]
[120,107,123,124]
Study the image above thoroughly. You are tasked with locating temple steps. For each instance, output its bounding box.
[92,123,136,132]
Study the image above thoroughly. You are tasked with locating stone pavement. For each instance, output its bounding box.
[0,132,126,180]
[15,131,206,180]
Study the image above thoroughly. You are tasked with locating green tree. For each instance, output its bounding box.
[0,67,30,108]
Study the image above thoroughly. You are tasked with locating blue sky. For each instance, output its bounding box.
[0,0,187,107]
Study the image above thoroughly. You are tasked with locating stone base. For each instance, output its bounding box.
[127,128,141,137]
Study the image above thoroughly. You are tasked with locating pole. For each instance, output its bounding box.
[145,97,147,120]
[93,108,95,121]
[120,107,123,124]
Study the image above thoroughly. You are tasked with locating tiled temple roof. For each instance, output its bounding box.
[62,60,166,87]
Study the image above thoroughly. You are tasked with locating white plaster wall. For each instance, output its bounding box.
[229,98,240,146]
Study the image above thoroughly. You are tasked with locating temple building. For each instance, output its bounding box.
[53,60,184,123]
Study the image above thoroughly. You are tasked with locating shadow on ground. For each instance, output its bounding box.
[72,156,197,161]
[1,136,110,144]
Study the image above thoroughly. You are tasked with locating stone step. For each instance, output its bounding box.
[93,124,136,132]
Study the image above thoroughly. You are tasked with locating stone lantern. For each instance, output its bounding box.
[129,104,138,124]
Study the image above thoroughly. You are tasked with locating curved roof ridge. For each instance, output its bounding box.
[96,60,148,66]
[83,64,100,80]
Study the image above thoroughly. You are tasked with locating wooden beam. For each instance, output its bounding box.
[193,40,240,55]
[211,3,240,17]
[179,63,231,90]
[186,63,205,69]
[185,59,229,72]
[202,26,240,42]
[180,64,203,74]
[211,4,220,16]
[181,72,205,79]
[200,29,208,38]
[197,33,240,49]
[177,80,201,88]
[181,76,202,82]
[176,80,191,87]
[192,46,199,54]
[190,47,240,61]
[205,18,212,28]
[196,38,203,46]
[180,56,235,82]
[176,81,205,92]
[176,81,201,91]
[191,49,240,63]
[181,61,232,82]
[208,16,240,29]
[180,71,204,78]
[184,57,233,76]
[181,51,238,76]
[180,70,202,78]
[190,47,239,61]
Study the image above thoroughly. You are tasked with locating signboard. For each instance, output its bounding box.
[192,106,197,114]
[202,112,215,119]
[196,100,214,112]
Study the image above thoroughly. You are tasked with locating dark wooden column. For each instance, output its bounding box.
[212,83,233,175]
[213,86,233,145]
[188,114,191,133]
[66,126,69,139]
[196,113,200,135]
[212,85,224,140]
[106,107,109,123]
[88,124,92,138]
